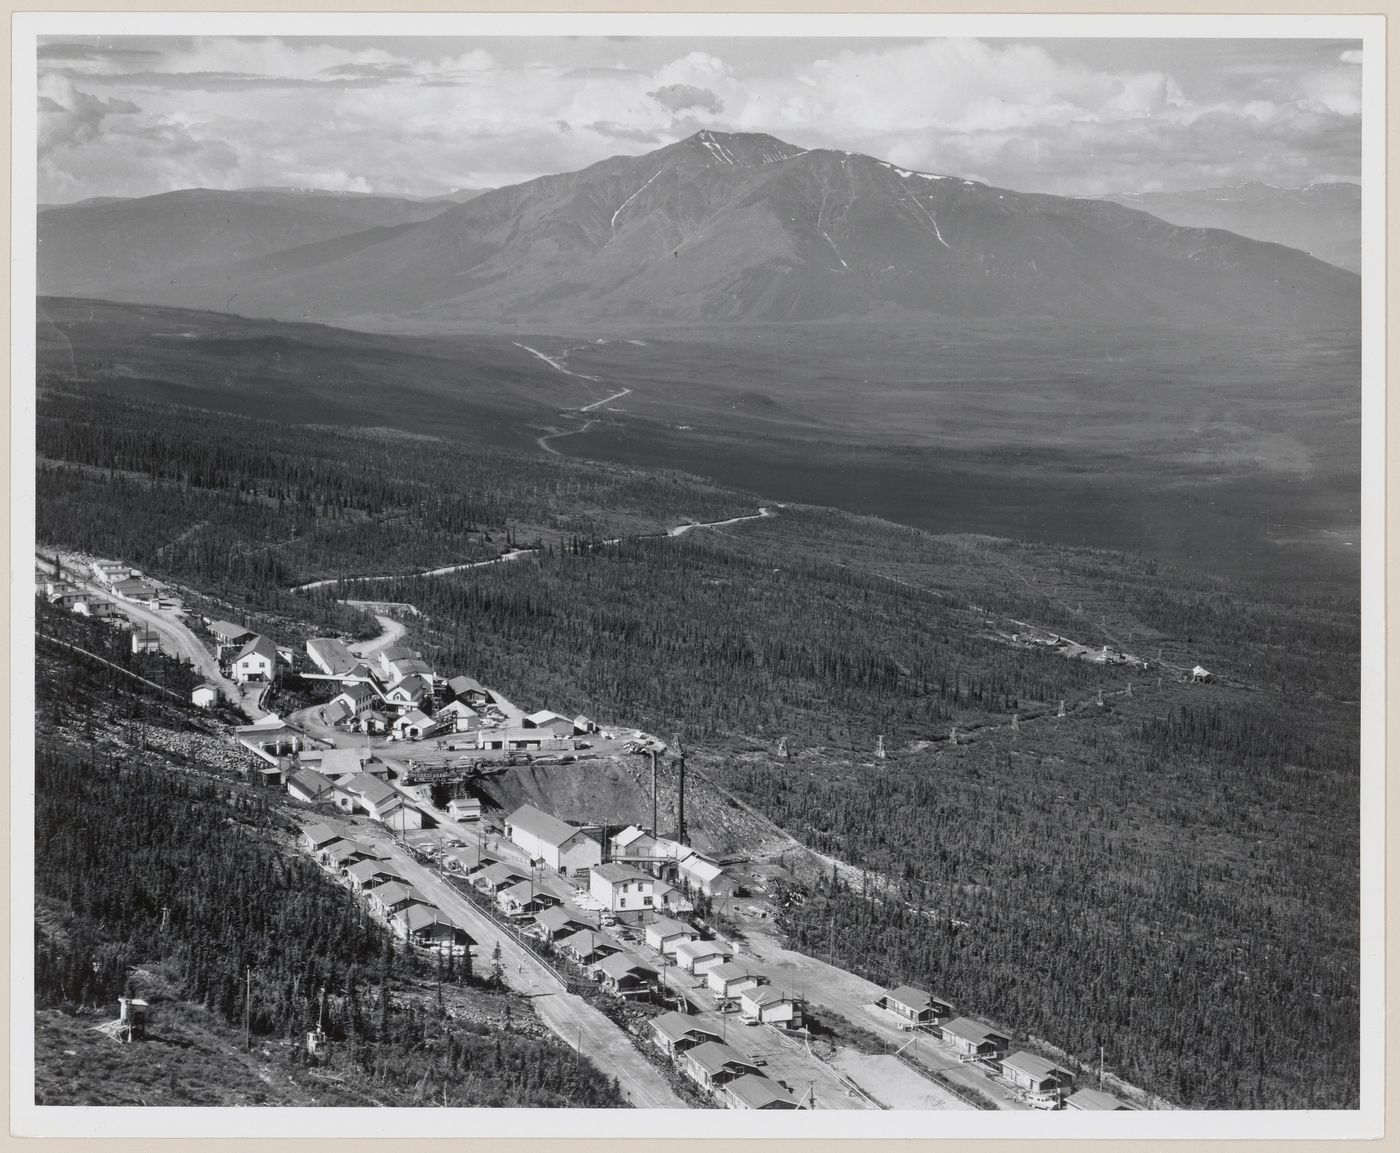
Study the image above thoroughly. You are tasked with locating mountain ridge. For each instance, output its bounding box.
[38,130,1358,332]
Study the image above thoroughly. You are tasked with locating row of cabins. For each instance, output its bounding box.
[875,984,1131,1110]
[650,1015,801,1109]
[300,823,472,951]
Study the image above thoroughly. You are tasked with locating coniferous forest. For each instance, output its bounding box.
[32,374,1360,1110]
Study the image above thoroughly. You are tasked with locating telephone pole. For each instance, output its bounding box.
[244,965,252,1051]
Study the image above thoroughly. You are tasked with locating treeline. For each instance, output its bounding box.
[36,388,755,594]
[378,533,1124,746]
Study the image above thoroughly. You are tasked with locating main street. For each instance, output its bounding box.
[356,830,686,1109]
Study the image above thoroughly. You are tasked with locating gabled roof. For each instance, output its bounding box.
[477,862,528,887]
[234,634,278,663]
[438,700,479,718]
[300,822,341,847]
[940,1017,1008,1046]
[389,660,434,681]
[346,858,401,884]
[306,637,357,675]
[395,904,451,934]
[612,825,648,849]
[685,1041,756,1076]
[500,879,551,904]
[1001,1051,1069,1081]
[288,768,336,799]
[646,916,696,940]
[387,673,431,697]
[208,619,252,639]
[708,961,757,984]
[558,928,621,959]
[338,774,400,808]
[525,709,571,726]
[396,708,432,726]
[742,985,797,1008]
[727,1074,797,1109]
[883,985,947,1013]
[448,674,487,695]
[317,748,368,777]
[677,853,724,883]
[369,881,425,907]
[534,906,588,934]
[507,804,589,849]
[598,952,658,981]
[675,938,733,962]
[380,645,419,662]
[322,838,374,862]
[592,862,649,885]
[651,1011,722,1046]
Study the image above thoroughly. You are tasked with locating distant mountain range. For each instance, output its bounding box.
[1101,182,1360,274]
[37,131,1358,332]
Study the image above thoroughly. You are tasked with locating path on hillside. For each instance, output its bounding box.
[347,613,406,658]
[290,507,781,603]
[579,387,632,413]
[536,420,596,456]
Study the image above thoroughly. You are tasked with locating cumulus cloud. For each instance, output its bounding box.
[34,34,1365,202]
[648,83,722,115]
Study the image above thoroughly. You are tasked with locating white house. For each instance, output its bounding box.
[393,708,442,740]
[677,852,737,897]
[644,916,699,955]
[191,683,220,709]
[674,938,735,975]
[706,961,760,1000]
[384,674,432,713]
[739,986,804,1029]
[333,776,422,831]
[589,862,655,913]
[505,804,602,874]
[232,635,278,684]
[524,710,576,738]
[436,700,480,733]
[287,767,337,805]
[447,796,482,822]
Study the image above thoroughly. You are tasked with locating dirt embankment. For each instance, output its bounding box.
[477,753,798,860]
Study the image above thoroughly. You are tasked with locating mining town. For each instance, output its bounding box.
[35,547,1159,1113]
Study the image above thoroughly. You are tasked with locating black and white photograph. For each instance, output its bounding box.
[12,12,1384,1141]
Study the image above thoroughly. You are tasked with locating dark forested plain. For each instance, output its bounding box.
[32,298,1360,1109]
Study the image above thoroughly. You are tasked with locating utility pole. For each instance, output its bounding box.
[244,965,252,1051]
[674,734,687,846]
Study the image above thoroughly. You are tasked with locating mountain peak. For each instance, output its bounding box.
[672,129,808,168]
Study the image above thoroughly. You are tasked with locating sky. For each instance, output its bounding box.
[36,34,1364,203]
